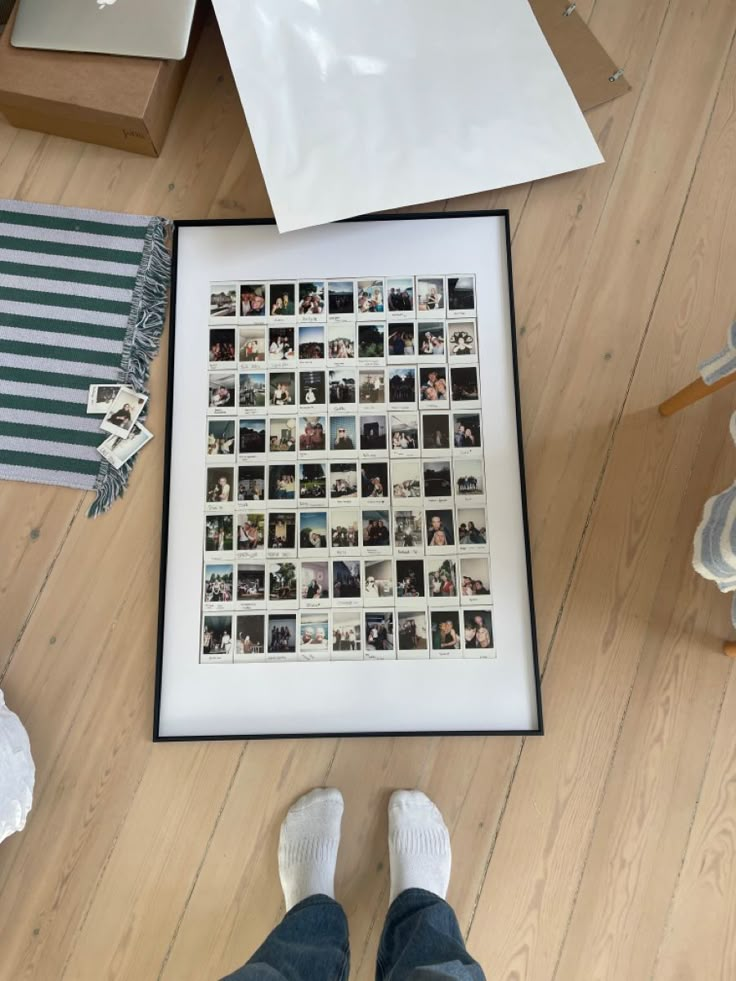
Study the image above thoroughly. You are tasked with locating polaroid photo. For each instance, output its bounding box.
[204,514,234,556]
[202,562,234,611]
[236,464,266,505]
[298,461,328,504]
[426,555,459,605]
[236,511,266,556]
[208,372,237,415]
[239,418,268,461]
[239,283,267,319]
[209,285,237,319]
[298,611,331,661]
[329,462,359,507]
[329,415,358,455]
[266,612,298,660]
[363,557,394,606]
[235,562,267,610]
[395,558,426,607]
[297,281,326,320]
[100,386,148,438]
[97,422,153,470]
[417,323,447,364]
[239,326,266,365]
[358,368,386,407]
[268,325,296,364]
[396,610,430,659]
[386,278,414,320]
[266,511,297,558]
[357,278,385,319]
[421,413,451,457]
[391,458,423,503]
[418,365,450,408]
[417,277,446,317]
[454,459,486,504]
[460,556,493,606]
[209,327,237,367]
[239,371,267,413]
[429,609,463,658]
[327,280,355,319]
[387,323,417,361]
[457,508,489,553]
[86,383,121,415]
[298,324,326,365]
[361,508,392,556]
[268,417,297,458]
[205,465,235,512]
[234,613,267,661]
[326,321,356,364]
[201,614,234,664]
[331,558,362,608]
[463,608,495,658]
[447,321,478,362]
[298,416,328,455]
[328,367,357,412]
[300,559,331,608]
[425,508,457,554]
[268,463,297,503]
[450,365,480,410]
[357,322,386,364]
[393,507,424,556]
[207,419,236,462]
[268,283,296,320]
[446,275,477,319]
[269,370,296,410]
[364,611,395,660]
[452,412,483,456]
[389,412,420,458]
[360,461,389,506]
[267,559,299,606]
[422,459,453,505]
[330,507,360,555]
[332,609,363,660]
[299,370,327,411]
[358,414,388,459]
[387,365,417,409]
[298,510,329,557]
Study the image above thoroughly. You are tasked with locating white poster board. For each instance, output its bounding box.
[155,214,542,738]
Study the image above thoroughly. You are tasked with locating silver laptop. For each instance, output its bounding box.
[11,0,197,60]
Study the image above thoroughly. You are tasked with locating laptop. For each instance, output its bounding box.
[11,0,197,60]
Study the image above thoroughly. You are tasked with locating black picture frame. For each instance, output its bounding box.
[154,212,543,741]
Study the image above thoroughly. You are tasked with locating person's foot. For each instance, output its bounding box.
[388,790,451,903]
[278,788,344,910]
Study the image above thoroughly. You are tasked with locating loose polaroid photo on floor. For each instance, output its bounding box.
[210,285,237,319]
[426,555,458,604]
[98,422,153,470]
[239,283,267,319]
[430,610,462,657]
[201,614,234,663]
[298,611,330,660]
[397,610,429,658]
[331,559,362,607]
[446,275,476,318]
[357,278,385,318]
[236,562,266,609]
[234,613,266,661]
[87,383,121,415]
[100,386,148,438]
[209,327,236,367]
[209,371,237,415]
[460,555,492,605]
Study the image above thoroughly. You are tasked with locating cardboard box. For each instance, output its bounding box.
[0,3,200,156]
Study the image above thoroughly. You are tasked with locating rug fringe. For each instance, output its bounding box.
[88,217,171,518]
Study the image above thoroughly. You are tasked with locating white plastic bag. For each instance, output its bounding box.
[0,689,35,845]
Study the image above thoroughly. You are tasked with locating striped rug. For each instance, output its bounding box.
[0,199,170,516]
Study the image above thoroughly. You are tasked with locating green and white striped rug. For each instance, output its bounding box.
[0,199,170,516]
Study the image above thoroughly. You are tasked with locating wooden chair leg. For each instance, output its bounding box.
[659,371,736,417]
[722,641,736,658]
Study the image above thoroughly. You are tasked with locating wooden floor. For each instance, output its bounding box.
[1,2,736,978]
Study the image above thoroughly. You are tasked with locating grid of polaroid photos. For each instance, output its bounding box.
[201,275,494,664]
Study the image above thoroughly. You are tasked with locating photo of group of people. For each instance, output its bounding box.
[202,271,493,662]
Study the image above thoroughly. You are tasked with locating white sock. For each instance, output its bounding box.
[278,788,344,911]
[388,790,451,904]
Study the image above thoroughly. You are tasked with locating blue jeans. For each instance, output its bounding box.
[220,888,486,981]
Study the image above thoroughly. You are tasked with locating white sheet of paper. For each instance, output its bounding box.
[213,0,603,232]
